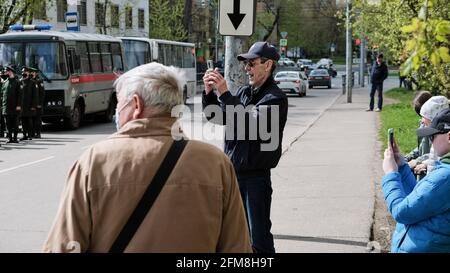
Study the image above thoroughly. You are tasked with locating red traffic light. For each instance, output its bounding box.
[281,46,286,52]
[355,39,361,45]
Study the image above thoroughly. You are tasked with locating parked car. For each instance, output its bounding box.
[308,69,331,89]
[274,71,308,97]
[297,59,314,69]
[317,58,333,67]
[278,57,296,67]
[317,64,337,78]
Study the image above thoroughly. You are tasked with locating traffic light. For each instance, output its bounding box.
[280,46,286,57]
[355,39,361,46]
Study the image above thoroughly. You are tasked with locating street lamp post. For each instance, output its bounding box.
[346,0,352,103]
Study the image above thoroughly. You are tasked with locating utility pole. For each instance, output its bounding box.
[359,36,365,87]
[224,36,246,94]
[345,0,352,103]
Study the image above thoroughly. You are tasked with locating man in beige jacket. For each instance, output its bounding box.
[43,62,252,253]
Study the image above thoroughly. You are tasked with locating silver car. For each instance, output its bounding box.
[274,71,308,97]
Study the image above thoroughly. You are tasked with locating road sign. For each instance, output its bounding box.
[219,0,256,36]
[65,12,79,32]
[281,32,288,38]
[280,39,287,47]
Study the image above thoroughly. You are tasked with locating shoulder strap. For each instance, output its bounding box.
[109,139,188,253]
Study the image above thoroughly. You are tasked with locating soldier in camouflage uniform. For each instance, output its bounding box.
[1,65,22,143]
[20,67,38,141]
[31,67,45,138]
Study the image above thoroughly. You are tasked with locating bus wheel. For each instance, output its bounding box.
[65,102,82,129]
[102,96,117,123]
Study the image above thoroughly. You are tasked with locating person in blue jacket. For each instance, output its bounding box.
[382,108,450,252]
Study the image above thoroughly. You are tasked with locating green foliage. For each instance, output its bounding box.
[0,0,50,34]
[149,0,187,41]
[351,0,449,95]
[379,88,419,154]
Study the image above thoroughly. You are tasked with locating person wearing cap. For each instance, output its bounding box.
[382,107,450,252]
[1,65,22,143]
[19,66,38,141]
[366,53,388,112]
[202,41,288,253]
[409,96,450,177]
[30,67,45,138]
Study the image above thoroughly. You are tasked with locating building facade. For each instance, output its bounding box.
[33,0,149,37]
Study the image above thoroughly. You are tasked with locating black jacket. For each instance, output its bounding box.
[202,77,288,176]
[1,77,22,116]
[371,61,388,84]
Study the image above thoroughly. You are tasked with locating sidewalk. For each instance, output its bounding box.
[271,78,398,252]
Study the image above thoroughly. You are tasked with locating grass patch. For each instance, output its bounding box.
[379,88,419,154]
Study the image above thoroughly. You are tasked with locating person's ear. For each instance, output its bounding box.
[132,94,144,119]
[265,60,273,72]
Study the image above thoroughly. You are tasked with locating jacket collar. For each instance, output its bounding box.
[109,116,185,139]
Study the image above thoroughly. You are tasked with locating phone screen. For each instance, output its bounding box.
[207,60,214,70]
[388,128,394,147]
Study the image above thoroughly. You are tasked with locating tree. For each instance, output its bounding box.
[350,0,449,94]
[0,0,50,34]
[149,0,187,41]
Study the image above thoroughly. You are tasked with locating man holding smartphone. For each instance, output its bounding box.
[202,42,288,253]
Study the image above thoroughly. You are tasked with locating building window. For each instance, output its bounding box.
[111,5,120,28]
[57,0,67,23]
[125,7,133,29]
[95,3,106,27]
[138,9,145,29]
[77,0,87,26]
[34,2,46,20]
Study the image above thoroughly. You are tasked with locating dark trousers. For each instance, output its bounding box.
[369,82,383,110]
[0,113,5,137]
[32,111,42,137]
[237,175,275,253]
[5,115,18,140]
[21,116,33,138]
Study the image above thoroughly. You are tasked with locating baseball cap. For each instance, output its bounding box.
[420,95,450,120]
[237,42,280,62]
[417,108,450,137]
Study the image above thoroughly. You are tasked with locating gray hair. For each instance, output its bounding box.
[114,62,185,113]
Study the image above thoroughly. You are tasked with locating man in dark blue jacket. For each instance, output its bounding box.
[202,42,288,253]
[367,53,388,112]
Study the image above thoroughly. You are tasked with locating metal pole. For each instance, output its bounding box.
[360,37,365,87]
[215,4,219,62]
[346,0,352,103]
[225,36,245,94]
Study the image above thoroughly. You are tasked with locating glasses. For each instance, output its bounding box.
[244,58,269,67]
[430,131,450,142]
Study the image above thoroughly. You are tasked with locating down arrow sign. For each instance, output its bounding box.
[227,0,246,30]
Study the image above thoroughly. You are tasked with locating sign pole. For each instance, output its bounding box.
[224,36,246,94]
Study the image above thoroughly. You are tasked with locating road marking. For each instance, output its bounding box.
[0,156,55,174]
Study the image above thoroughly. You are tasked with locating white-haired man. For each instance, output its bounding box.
[43,62,252,253]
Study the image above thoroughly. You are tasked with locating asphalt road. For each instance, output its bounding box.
[0,75,343,252]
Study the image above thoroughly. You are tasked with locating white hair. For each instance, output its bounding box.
[114,62,185,113]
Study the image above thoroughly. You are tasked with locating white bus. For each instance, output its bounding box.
[120,37,197,103]
[0,25,124,129]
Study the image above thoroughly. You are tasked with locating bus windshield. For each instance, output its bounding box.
[122,40,151,70]
[0,42,68,80]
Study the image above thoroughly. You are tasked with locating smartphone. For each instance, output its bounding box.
[388,128,394,147]
[207,60,214,70]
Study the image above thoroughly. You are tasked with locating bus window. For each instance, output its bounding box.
[183,47,195,68]
[0,43,24,68]
[67,48,76,74]
[101,43,113,72]
[88,42,102,73]
[175,46,183,68]
[122,40,149,70]
[25,42,68,79]
[111,43,123,72]
[76,42,91,74]
[158,44,165,65]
